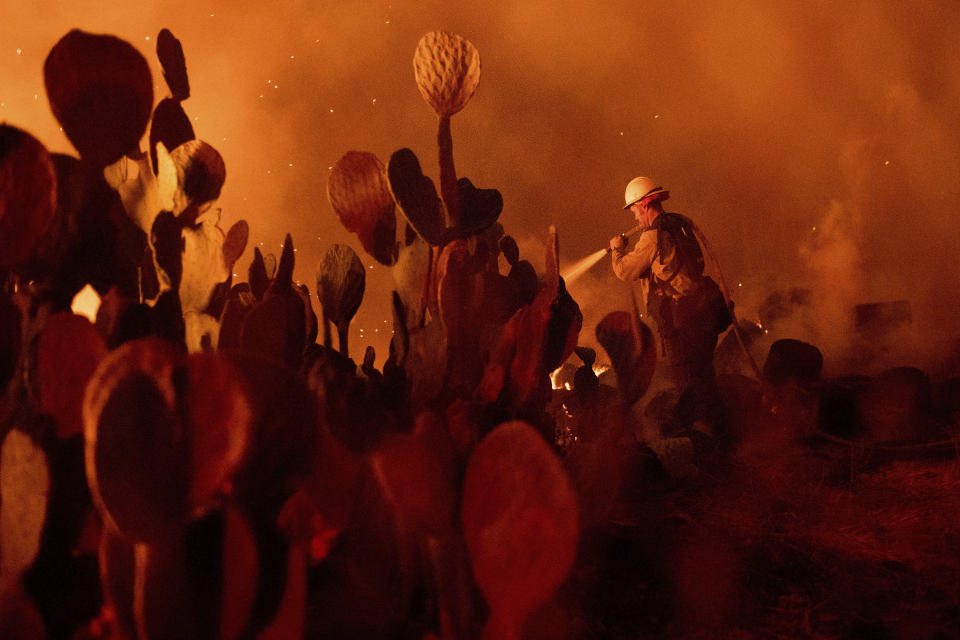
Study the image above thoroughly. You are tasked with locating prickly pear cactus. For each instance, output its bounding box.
[413,31,481,118]
[43,29,154,167]
[327,151,397,265]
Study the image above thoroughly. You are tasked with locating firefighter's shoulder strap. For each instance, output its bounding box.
[653,212,705,284]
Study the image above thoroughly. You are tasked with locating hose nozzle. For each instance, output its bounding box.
[605,225,642,253]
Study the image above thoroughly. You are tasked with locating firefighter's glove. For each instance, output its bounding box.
[609,233,627,252]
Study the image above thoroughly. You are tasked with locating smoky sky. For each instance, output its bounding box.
[4,0,960,372]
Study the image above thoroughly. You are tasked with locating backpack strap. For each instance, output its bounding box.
[654,213,706,285]
[652,215,682,285]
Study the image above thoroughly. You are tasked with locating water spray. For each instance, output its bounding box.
[560,224,642,284]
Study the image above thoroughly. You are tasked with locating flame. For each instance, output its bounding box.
[550,367,563,390]
[71,284,101,322]
[551,363,611,389]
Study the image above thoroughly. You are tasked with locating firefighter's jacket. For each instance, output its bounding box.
[609,219,698,306]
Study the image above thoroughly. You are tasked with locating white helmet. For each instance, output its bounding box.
[624,176,669,209]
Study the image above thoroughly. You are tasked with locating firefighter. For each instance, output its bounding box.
[610,177,730,443]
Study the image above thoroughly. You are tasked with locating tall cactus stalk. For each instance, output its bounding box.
[413,31,480,230]
[438,114,459,227]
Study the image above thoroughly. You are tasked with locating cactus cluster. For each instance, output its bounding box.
[0,27,667,640]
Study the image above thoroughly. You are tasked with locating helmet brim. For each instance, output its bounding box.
[623,188,669,209]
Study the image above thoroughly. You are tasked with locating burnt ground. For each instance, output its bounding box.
[532,435,960,640]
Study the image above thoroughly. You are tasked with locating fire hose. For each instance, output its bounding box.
[578,222,959,457]
[686,221,763,379]
[600,223,960,456]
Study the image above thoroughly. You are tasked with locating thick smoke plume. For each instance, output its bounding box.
[3,1,958,369]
